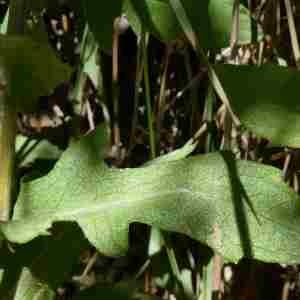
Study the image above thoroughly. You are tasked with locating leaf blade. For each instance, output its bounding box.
[125,0,261,49]
[2,126,300,264]
[215,63,300,147]
[0,34,71,112]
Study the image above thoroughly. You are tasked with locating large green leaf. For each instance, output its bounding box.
[0,34,71,112]
[126,0,260,49]
[215,63,300,147]
[2,125,300,264]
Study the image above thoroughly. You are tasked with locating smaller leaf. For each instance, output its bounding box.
[0,34,71,112]
[128,0,181,42]
[14,268,55,300]
[148,227,164,256]
[215,63,300,147]
[144,140,196,166]
[73,280,162,300]
[16,136,61,168]
[73,283,132,300]
[82,31,102,89]
[0,223,89,299]
[126,0,261,49]
[0,7,9,34]
[122,0,141,38]
[180,269,196,300]
[84,0,123,51]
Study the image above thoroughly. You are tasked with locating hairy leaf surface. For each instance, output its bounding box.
[2,126,300,264]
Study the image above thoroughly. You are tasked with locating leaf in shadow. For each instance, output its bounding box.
[221,151,254,259]
[215,64,300,147]
[0,223,89,300]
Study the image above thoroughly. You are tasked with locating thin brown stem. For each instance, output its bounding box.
[157,45,171,146]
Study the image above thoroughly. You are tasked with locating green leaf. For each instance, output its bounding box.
[0,8,9,34]
[0,265,54,300]
[179,269,196,300]
[126,0,260,49]
[84,0,260,50]
[122,0,141,38]
[215,63,300,147]
[80,27,102,89]
[0,34,71,112]
[84,0,123,51]
[0,223,89,299]
[13,268,55,300]
[2,125,300,264]
[16,136,61,168]
[73,283,133,300]
[127,0,180,42]
[73,280,161,300]
[144,139,197,166]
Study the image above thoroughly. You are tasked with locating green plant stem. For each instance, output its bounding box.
[129,33,144,154]
[202,87,216,300]
[247,0,257,43]
[222,108,232,151]
[72,24,90,115]
[164,234,182,284]
[183,48,199,134]
[142,31,183,291]
[142,31,156,158]
[0,86,16,221]
[112,25,121,149]
[0,0,26,221]
[142,29,162,261]
[143,30,162,260]
[157,45,170,145]
[204,85,215,153]
[200,258,213,300]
